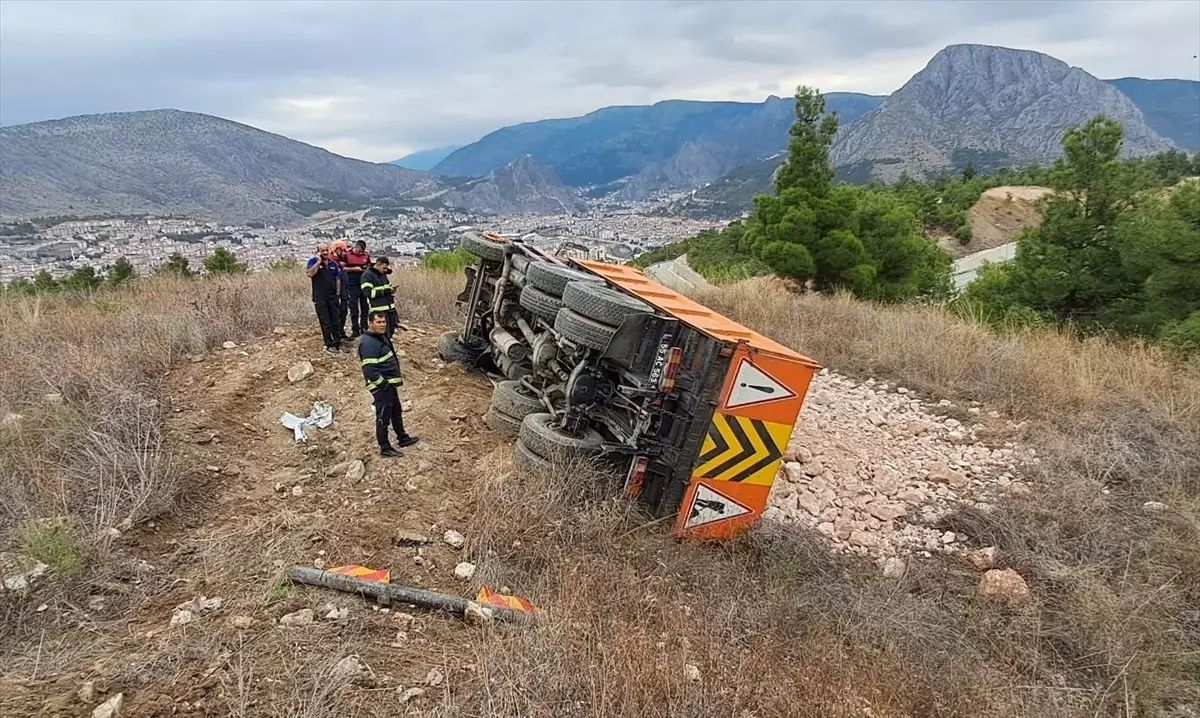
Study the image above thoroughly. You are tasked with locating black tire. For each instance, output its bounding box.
[554,308,617,351]
[562,281,650,326]
[525,262,601,296]
[437,331,485,365]
[503,360,533,381]
[484,408,521,437]
[518,285,564,323]
[460,233,505,263]
[519,412,605,460]
[514,439,553,474]
[490,380,544,419]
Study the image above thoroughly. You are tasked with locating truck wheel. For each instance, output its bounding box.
[460,233,506,263]
[510,254,531,274]
[490,380,545,420]
[519,412,604,460]
[562,281,651,326]
[526,261,601,296]
[484,407,521,437]
[438,331,485,365]
[518,285,564,323]
[514,438,553,473]
[554,308,617,351]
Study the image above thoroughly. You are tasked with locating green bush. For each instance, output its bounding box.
[421,247,474,273]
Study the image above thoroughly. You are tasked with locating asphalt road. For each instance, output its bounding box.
[953,242,1016,289]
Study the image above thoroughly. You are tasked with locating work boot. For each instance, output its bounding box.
[325,346,340,355]
[395,434,420,449]
[379,447,403,458]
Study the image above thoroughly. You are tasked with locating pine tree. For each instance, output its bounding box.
[203,247,248,275]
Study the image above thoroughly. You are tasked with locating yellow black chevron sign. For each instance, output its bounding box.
[694,412,792,486]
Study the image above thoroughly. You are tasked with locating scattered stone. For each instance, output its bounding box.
[2,561,49,591]
[222,341,238,350]
[940,531,957,545]
[968,546,999,570]
[1142,501,1169,513]
[848,530,879,549]
[944,418,961,429]
[291,485,304,497]
[868,503,905,522]
[977,569,1031,605]
[464,601,494,626]
[395,530,432,547]
[397,687,425,703]
[880,556,907,579]
[967,407,981,415]
[279,608,314,627]
[683,663,702,683]
[796,491,823,517]
[43,393,64,405]
[425,667,445,687]
[927,462,970,489]
[230,616,254,630]
[810,389,835,406]
[443,529,467,549]
[867,411,886,427]
[453,562,477,581]
[1008,482,1032,498]
[91,693,124,718]
[287,361,314,383]
[345,460,365,481]
[169,609,195,627]
[332,655,367,681]
[273,326,287,335]
[78,680,96,703]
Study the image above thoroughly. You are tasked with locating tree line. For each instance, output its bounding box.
[1,247,249,297]
[633,86,1199,353]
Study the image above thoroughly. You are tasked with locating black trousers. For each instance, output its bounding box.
[337,286,349,338]
[347,281,367,334]
[313,296,341,348]
[372,385,407,449]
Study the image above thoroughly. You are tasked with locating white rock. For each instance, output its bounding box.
[279,608,314,627]
[92,693,124,718]
[222,341,238,350]
[43,393,64,405]
[968,547,999,570]
[1142,501,1168,513]
[881,557,907,579]
[796,490,823,517]
[78,680,96,703]
[464,601,495,625]
[683,663,702,682]
[849,530,879,548]
[453,562,476,581]
[2,561,48,591]
[967,407,981,415]
[868,503,905,522]
[867,412,886,427]
[291,485,304,497]
[802,459,825,477]
[425,667,445,687]
[443,529,467,549]
[940,531,957,545]
[345,460,365,481]
[169,609,195,627]
[398,687,425,703]
[332,655,367,681]
[287,361,314,383]
[810,390,835,406]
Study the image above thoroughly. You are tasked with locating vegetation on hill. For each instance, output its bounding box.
[963,117,1200,353]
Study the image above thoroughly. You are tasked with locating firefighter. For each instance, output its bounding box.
[360,256,397,337]
[359,310,419,457]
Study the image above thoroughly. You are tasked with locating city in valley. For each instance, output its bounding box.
[0,204,725,283]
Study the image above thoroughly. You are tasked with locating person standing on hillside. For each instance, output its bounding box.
[358,311,419,457]
[341,239,372,337]
[329,240,352,342]
[360,256,397,337]
[305,243,344,354]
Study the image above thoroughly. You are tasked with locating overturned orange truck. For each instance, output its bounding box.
[440,232,822,539]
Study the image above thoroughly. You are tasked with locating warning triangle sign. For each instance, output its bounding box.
[684,484,752,529]
[725,359,797,410]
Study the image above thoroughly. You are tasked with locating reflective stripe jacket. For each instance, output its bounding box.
[358,332,402,393]
[360,267,395,313]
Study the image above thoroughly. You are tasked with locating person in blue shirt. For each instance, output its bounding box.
[305,244,344,354]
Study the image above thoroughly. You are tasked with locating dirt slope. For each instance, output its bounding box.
[1,323,504,717]
[937,185,1052,258]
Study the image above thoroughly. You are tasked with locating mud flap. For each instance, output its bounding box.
[602,313,678,373]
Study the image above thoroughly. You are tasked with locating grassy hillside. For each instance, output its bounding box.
[1,269,1197,716]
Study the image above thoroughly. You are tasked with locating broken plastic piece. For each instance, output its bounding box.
[279,401,334,442]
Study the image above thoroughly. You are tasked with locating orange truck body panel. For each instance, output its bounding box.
[577,260,821,540]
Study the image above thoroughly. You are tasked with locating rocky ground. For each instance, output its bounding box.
[767,369,1034,574]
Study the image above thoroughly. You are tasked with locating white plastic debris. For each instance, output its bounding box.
[280,401,334,442]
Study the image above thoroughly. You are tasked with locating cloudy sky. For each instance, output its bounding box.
[2,0,1197,162]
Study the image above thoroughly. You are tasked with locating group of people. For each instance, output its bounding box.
[306,241,418,458]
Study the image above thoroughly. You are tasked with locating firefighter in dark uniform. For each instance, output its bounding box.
[359,256,397,337]
[358,311,419,457]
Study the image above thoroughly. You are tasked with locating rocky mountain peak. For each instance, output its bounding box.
[829,43,1176,182]
[441,154,584,215]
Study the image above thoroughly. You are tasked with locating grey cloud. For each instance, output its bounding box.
[1,0,1196,161]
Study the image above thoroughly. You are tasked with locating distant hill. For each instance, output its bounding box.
[432,94,883,198]
[391,145,463,171]
[0,109,439,224]
[1105,78,1200,152]
[438,155,585,215]
[829,44,1175,182]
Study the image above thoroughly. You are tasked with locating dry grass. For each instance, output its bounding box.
[1,265,1197,716]
[0,269,460,592]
